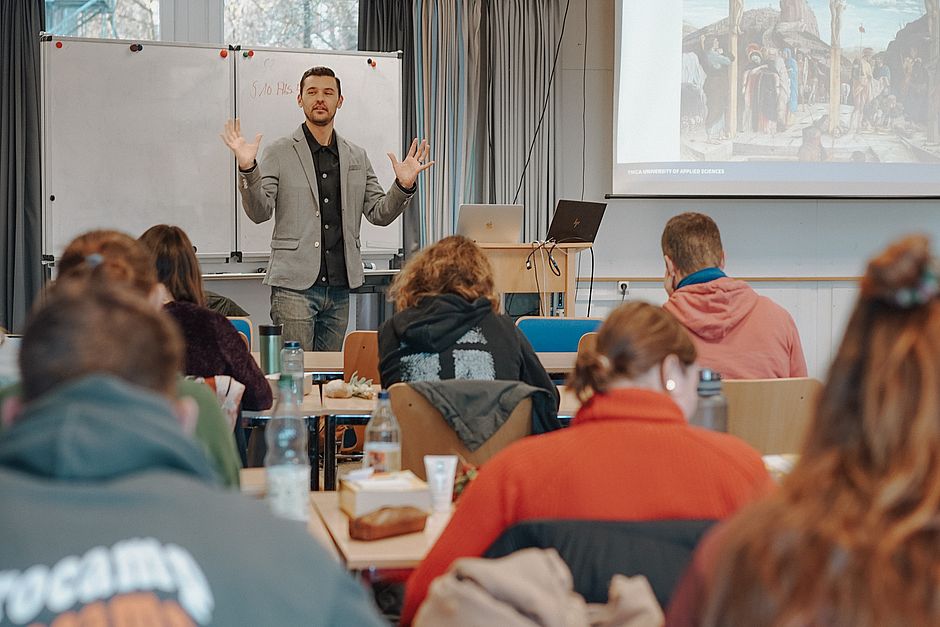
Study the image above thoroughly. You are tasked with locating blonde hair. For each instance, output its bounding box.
[390,236,499,311]
[568,301,696,402]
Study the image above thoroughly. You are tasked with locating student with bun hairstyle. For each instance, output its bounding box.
[139,225,272,411]
[668,235,940,627]
[401,301,769,624]
[0,229,243,487]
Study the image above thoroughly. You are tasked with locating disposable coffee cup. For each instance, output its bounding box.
[424,455,458,512]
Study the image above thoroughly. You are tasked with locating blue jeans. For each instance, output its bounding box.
[271,285,350,352]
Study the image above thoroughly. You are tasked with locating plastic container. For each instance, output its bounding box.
[363,391,401,473]
[690,369,728,432]
[280,340,304,395]
[264,374,310,521]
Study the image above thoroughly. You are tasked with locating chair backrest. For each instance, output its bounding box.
[389,382,533,480]
[724,377,823,454]
[577,331,597,356]
[342,330,380,383]
[515,317,603,352]
[227,317,252,350]
[484,518,716,608]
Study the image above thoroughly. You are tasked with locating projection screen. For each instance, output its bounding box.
[613,0,940,197]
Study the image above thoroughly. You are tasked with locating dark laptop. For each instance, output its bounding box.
[545,199,607,243]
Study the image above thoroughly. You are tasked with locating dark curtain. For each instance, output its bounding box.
[1,1,44,332]
[358,0,420,259]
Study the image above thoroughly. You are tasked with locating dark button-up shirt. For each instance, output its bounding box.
[302,124,348,287]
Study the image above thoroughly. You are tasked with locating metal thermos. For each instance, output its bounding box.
[690,369,727,432]
[258,324,283,374]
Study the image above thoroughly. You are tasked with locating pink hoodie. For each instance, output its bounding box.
[663,277,807,379]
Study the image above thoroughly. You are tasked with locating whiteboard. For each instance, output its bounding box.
[41,37,236,258]
[234,47,403,257]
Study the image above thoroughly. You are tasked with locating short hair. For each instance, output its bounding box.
[389,236,499,311]
[20,279,183,402]
[58,230,157,297]
[569,301,696,402]
[138,225,206,307]
[299,66,341,97]
[661,212,724,275]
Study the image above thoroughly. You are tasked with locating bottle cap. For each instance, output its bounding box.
[283,340,301,349]
[378,390,390,400]
[697,369,723,396]
[259,324,283,336]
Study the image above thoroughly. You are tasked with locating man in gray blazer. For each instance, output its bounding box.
[222,66,433,351]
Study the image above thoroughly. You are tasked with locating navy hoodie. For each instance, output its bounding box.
[0,375,384,626]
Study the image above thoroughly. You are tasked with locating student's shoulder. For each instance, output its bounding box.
[685,427,769,481]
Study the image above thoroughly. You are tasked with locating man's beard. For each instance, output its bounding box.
[305,108,335,127]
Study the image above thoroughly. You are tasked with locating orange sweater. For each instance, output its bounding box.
[401,388,770,624]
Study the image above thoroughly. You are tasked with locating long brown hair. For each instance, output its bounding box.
[58,230,157,297]
[389,235,499,311]
[702,235,940,626]
[138,225,206,306]
[569,301,696,402]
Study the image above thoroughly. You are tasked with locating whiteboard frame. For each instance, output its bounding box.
[232,44,404,260]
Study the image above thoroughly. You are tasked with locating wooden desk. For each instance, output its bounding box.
[311,492,451,571]
[537,352,577,375]
[238,468,340,563]
[478,243,591,317]
[251,351,344,375]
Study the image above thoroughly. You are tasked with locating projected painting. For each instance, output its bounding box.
[680,0,939,164]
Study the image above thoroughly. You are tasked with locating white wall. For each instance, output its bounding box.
[558,0,940,380]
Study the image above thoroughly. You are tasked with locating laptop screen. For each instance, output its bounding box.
[545,200,607,243]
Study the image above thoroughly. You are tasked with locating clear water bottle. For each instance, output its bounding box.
[265,374,310,522]
[363,390,401,473]
[280,340,304,396]
[690,369,728,432]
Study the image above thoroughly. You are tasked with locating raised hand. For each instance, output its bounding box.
[387,138,434,189]
[220,119,263,171]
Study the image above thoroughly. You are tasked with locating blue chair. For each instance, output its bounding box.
[515,317,602,353]
[227,317,253,349]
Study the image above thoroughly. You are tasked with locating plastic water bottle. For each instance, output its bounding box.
[280,340,304,396]
[363,390,401,473]
[265,374,310,522]
[690,369,728,432]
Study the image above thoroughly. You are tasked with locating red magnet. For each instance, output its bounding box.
[243,50,254,58]
[220,49,228,58]
[55,41,63,49]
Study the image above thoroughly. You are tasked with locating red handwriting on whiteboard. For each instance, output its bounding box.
[249,81,295,98]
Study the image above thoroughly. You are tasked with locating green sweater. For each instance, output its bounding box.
[0,376,241,487]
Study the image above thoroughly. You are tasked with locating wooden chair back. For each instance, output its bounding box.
[340,330,380,454]
[389,382,533,480]
[724,377,823,454]
[577,331,598,356]
[342,330,380,383]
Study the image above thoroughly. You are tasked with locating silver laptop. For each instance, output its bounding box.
[456,204,524,243]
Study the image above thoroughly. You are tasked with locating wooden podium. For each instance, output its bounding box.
[477,243,592,317]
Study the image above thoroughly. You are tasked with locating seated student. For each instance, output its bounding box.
[378,235,557,400]
[27,229,243,487]
[667,235,940,626]
[661,212,807,379]
[139,224,272,411]
[400,301,770,624]
[0,279,385,626]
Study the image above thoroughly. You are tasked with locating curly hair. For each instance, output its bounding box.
[702,235,940,626]
[568,301,696,402]
[389,236,499,311]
